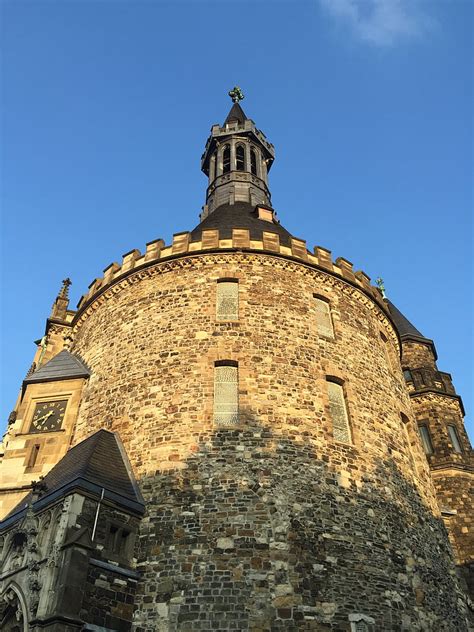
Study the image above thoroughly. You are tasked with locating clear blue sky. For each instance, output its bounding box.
[1,1,472,438]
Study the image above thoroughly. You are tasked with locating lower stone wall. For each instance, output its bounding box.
[433,471,474,568]
[132,425,471,632]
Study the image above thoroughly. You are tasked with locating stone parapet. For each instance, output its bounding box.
[73,229,394,342]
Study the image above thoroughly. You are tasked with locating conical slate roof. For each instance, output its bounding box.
[3,430,144,524]
[224,102,247,125]
[386,299,437,359]
[24,350,90,385]
[191,202,294,247]
[386,300,426,339]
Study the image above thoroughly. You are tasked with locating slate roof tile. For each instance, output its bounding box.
[24,350,90,385]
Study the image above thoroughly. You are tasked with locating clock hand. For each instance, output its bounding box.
[35,411,54,424]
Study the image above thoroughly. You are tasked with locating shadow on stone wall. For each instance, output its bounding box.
[133,415,471,632]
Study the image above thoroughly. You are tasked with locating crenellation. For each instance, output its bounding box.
[172,231,191,254]
[232,228,250,249]
[335,257,357,283]
[121,248,142,272]
[262,231,280,252]
[144,238,165,262]
[290,237,308,261]
[201,229,220,249]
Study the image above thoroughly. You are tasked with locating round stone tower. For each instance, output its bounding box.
[1,91,472,632]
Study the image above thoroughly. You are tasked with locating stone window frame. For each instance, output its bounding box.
[313,293,336,340]
[216,278,239,322]
[400,412,419,475]
[325,375,353,445]
[250,146,258,176]
[447,423,462,453]
[348,613,375,632]
[213,360,239,426]
[235,143,246,171]
[379,330,397,374]
[417,422,434,456]
[222,144,231,174]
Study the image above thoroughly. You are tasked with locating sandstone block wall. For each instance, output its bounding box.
[63,251,471,629]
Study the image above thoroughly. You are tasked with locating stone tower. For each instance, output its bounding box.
[0,91,472,631]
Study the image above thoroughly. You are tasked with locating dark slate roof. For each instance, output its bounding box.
[386,299,437,359]
[224,102,247,126]
[191,202,294,247]
[386,300,425,339]
[3,430,144,525]
[24,350,90,385]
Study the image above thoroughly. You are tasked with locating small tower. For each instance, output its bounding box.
[200,87,275,218]
[387,299,474,582]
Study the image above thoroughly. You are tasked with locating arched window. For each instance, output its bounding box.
[250,148,258,175]
[236,145,245,171]
[222,145,230,174]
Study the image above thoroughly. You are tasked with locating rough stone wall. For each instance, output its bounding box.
[410,392,473,572]
[432,471,474,565]
[401,341,436,369]
[64,252,472,629]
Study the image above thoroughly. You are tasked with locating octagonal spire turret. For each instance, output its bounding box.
[200,90,275,219]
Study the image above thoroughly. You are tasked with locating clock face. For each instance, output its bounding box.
[30,400,68,433]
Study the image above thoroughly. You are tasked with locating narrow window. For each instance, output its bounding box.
[222,145,230,174]
[236,145,245,171]
[327,379,352,444]
[400,413,416,471]
[27,444,40,468]
[447,425,462,453]
[216,279,238,321]
[380,331,394,371]
[314,296,334,338]
[214,362,238,425]
[250,148,257,175]
[418,424,434,455]
[402,369,413,382]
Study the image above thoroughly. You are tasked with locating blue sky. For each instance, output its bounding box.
[1,0,472,438]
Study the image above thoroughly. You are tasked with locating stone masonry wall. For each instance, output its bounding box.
[68,252,469,630]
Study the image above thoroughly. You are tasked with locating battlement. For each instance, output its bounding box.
[74,228,389,322]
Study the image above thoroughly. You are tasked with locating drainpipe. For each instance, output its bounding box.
[91,488,105,541]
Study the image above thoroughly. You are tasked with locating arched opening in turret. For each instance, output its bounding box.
[222,145,231,174]
[250,148,257,176]
[236,145,245,171]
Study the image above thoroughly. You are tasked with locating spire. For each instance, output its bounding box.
[58,277,72,298]
[50,278,72,320]
[200,90,275,218]
[224,102,247,126]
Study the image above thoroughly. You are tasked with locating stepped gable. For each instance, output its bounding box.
[191,201,294,247]
[24,349,90,385]
[3,429,144,523]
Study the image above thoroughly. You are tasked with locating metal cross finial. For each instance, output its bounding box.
[59,277,72,298]
[375,277,386,299]
[228,86,244,103]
